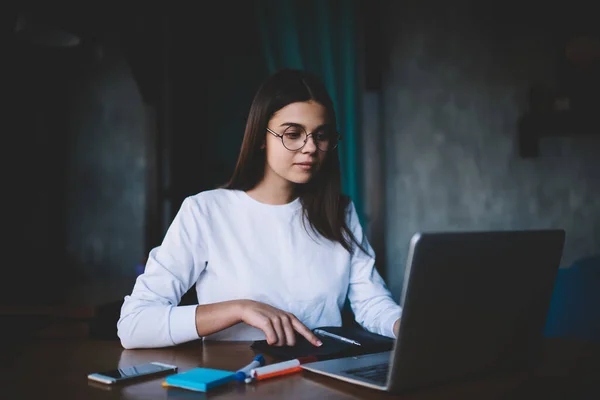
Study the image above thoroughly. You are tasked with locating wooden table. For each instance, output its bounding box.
[2,338,599,399]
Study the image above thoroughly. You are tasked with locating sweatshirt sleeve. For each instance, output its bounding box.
[117,197,207,349]
[346,201,402,338]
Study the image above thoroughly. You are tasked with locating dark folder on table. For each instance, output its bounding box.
[251,326,394,361]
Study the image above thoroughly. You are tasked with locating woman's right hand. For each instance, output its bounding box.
[238,300,323,347]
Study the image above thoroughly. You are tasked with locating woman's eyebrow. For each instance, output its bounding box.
[279,122,330,130]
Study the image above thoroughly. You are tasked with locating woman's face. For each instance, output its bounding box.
[264,101,331,185]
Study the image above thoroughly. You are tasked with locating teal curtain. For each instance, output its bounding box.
[256,0,363,221]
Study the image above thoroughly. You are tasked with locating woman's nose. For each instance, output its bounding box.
[302,134,318,152]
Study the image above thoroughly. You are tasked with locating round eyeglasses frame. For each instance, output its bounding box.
[266,127,341,152]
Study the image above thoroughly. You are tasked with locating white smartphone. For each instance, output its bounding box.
[87,362,177,385]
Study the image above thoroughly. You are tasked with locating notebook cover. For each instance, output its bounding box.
[164,368,235,392]
[250,326,394,361]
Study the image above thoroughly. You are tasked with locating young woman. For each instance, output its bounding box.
[117,69,402,349]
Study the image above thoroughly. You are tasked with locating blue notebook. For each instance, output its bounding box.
[164,368,235,392]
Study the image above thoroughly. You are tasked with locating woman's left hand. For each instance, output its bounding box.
[393,319,400,338]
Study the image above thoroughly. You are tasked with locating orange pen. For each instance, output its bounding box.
[255,366,303,381]
[250,356,317,381]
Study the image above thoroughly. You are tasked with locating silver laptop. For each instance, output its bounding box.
[302,229,565,393]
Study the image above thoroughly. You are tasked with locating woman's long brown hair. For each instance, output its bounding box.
[224,69,364,254]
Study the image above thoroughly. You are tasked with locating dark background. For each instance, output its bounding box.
[2,0,599,308]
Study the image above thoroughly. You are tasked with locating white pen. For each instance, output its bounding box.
[313,329,362,346]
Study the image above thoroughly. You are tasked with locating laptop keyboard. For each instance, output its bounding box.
[343,363,389,385]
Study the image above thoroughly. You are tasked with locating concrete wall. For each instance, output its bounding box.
[374,1,600,297]
[66,47,147,280]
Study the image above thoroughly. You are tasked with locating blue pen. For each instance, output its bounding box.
[234,354,265,382]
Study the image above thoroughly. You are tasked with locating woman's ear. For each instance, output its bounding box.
[260,142,266,150]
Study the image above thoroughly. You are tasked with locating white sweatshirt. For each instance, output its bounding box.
[117,189,402,349]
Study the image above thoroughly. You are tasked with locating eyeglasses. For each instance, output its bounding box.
[266,125,341,152]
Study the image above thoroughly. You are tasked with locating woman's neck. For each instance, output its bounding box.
[246,177,297,205]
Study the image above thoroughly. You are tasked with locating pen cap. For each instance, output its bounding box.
[234,354,266,381]
[234,371,248,382]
